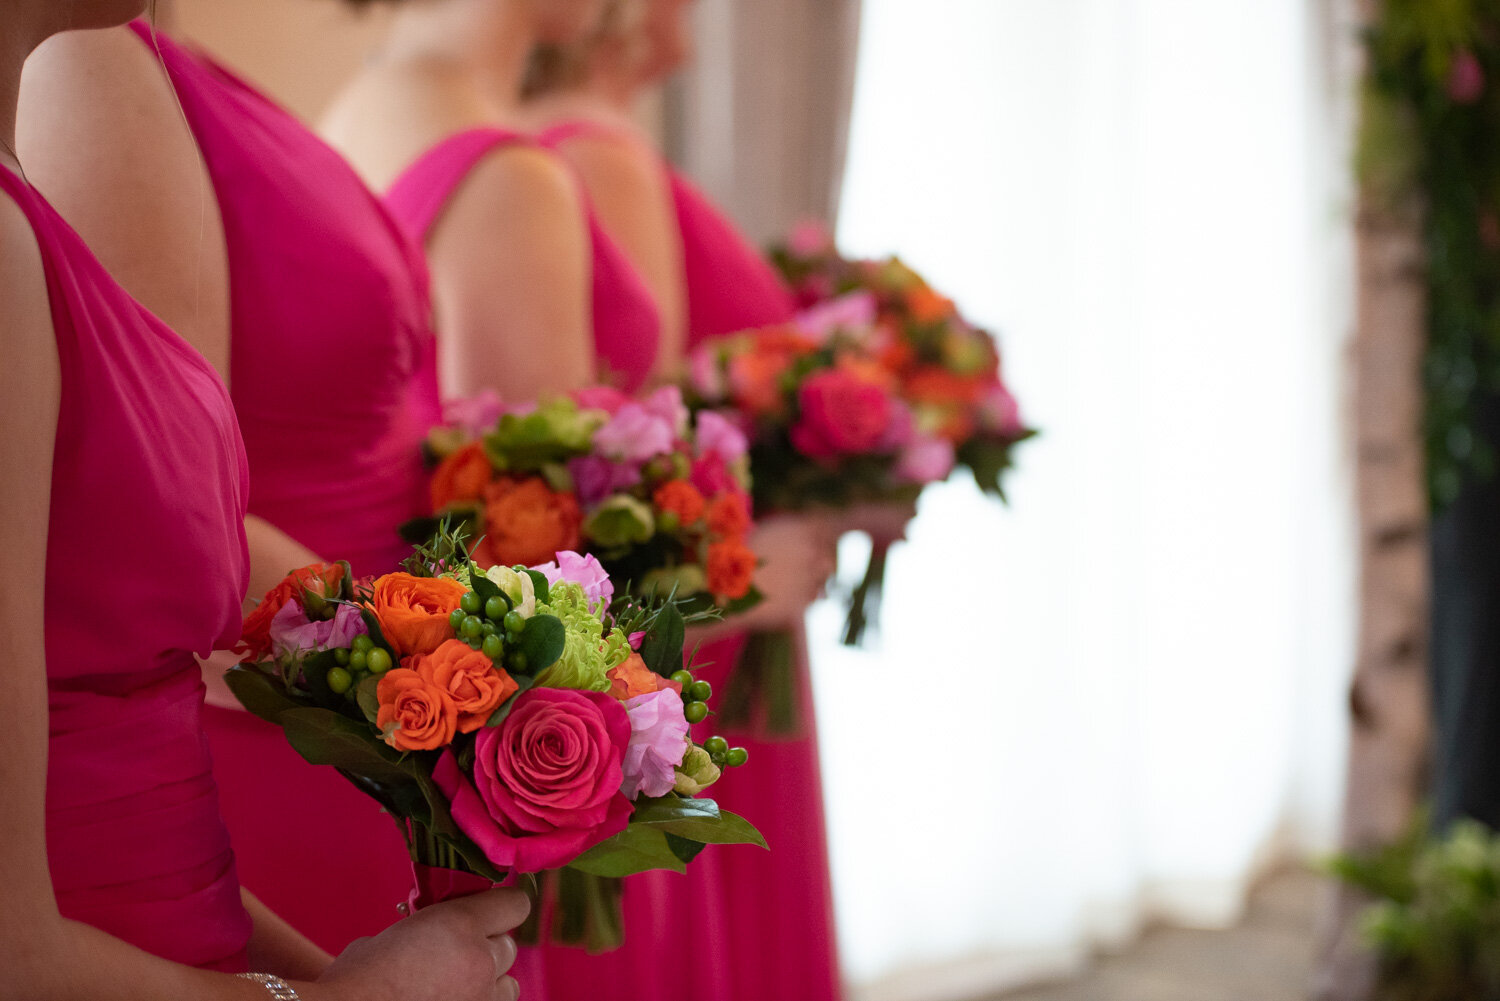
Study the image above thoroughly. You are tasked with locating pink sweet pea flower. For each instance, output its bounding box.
[269,601,367,660]
[531,551,615,606]
[620,688,691,800]
[794,292,878,343]
[442,390,507,438]
[641,386,690,438]
[896,434,957,485]
[695,410,749,464]
[595,403,676,464]
[572,385,632,416]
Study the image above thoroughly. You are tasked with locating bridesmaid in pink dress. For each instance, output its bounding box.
[521,5,844,1001]
[20,20,442,959]
[0,6,528,997]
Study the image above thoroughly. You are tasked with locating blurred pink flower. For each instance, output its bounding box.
[1450,50,1486,104]
[595,403,676,464]
[795,291,878,343]
[896,434,956,485]
[695,409,749,464]
[572,385,632,416]
[442,389,506,438]
[567,454,642,506]
[788,219,836,256]
[640,386,690,437]
[979,383,1025,436]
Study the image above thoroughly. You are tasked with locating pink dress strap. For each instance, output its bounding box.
[390,127,661,393]
[1,165,253,973]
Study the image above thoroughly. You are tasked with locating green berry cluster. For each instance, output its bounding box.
[670,668,748,769]
[451,590,530,673]
[326,633,387,695]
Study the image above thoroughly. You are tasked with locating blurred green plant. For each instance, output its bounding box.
[1329,813,1500,999]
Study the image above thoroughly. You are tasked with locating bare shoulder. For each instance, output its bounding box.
[556,130,665,193]
[440,142,585,240]
[0,191,60,397]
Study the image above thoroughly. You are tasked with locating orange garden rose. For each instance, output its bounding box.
[652,480,706,526]
[472,476,583,570]
[239,562,347,661]
[706,539,757,600]
[367,572,468,658]
[705,492,751,540]
[430,442,492,512]
[727,326,818,416]
[411,639,518,733]
[902,367,985,442]
[376,668,458,751]
[903,284,956,325]
[606,652,683,702]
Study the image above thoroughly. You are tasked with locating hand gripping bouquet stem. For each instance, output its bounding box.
[227,526,762,952]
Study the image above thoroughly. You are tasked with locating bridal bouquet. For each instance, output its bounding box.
[227,531,760,951]
[407,387,761,617]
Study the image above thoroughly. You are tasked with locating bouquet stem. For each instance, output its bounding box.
[841,537,891,647]
[720,628,801,737]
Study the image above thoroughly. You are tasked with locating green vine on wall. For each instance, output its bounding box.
[1363,0,1500,510]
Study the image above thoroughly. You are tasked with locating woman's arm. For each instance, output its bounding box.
[555,132,687,378]
[428,145,596,400]
[243,890,335,982]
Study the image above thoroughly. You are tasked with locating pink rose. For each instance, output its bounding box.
[269,600,367,660]
[896,434,957,485]
[795,292,878,343]
[531,551,615,606]
[572,385,632,416]
[620,688,691,800]
[695,410,749,465]
[433,688,633,873]
[790,368,896,460]
[595,404,676,464]
[690,452,739,498]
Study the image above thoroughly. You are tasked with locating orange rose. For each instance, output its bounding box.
[376,668,458,751]
[607,652,683,702]
[366,572,468,658]
[412,639,518,733]
[653,480,706,526]
[705,492,751,540]
[472,476,582,569]
[904,285,956,325]
[903,367,985,442]
[706,539,757,600]
[239,562,346,661]
[430,442,492,512]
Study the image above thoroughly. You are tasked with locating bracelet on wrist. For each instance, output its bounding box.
[238,972,302,1000]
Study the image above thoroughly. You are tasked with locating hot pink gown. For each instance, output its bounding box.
[538,123,843,1001]
[131,23,441,953]
[3,164,254,971]
[384,127,660,393]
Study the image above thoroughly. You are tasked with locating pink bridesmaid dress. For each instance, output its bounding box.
[130,23,441,953]
[538,123,843,1001]
[3,165,254,971]
[385,127,660,393]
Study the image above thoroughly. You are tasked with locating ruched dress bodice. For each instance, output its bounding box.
[2,165,253,972]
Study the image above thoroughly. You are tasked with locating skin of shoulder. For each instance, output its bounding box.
[553,129,686,375]
[18,24,232,381]
[426,139,598,401]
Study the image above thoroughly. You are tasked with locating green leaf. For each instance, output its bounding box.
[224,665,307,725]
[640,602,686,678]
[525,569,551,605]
[355,674,381,726]
[569,824,688,878]
[516,614,566,672]
[665,832,707,865]
[470,571,502,606]
[630,797,767,848]
[281,708,410,781]
[629,795,721,825]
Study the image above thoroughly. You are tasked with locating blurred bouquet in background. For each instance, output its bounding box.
[228,529,761,951]
[408,387,762,619]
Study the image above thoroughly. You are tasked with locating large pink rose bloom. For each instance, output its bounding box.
[433,688,633,873]
[790,368,896,460]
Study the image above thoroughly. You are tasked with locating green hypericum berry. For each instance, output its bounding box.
[326,667,353,695]
[684,701,709,725]
[349,649,368,672]
[508,651,529,673]
[461,615,484,640]
[449,608,467,631]
[703,735,729,757]
[481,619,499,636]
[333,647,351,666]
[689,680,713,703]
[366,648,393,675]
[352,634,374,653]
[460,592,483,616]
[504,611,526,635]
[670,669,694,687]
[725,747,749,767]
[485,596,508,621]
[482,634,505,660]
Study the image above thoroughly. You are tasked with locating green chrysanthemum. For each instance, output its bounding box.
[531,581,630,691]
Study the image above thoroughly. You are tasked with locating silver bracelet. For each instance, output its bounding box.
[237,972,302,1000]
